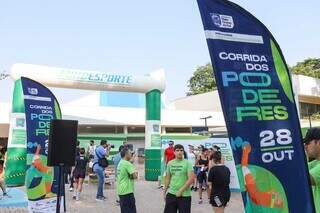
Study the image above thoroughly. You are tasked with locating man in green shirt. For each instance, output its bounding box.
[163,144,195,213]
[116,147,138,213]
[304,127,320,213]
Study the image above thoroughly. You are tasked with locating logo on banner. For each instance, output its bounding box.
[28,87,38,95]
[211,13,234,29]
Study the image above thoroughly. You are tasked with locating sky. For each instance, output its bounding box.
[0,0,319,104]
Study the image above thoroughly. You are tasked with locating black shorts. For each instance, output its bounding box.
[197,171,207,186]
[119,193,137,213]
[164,193,191,213]
[210,193,230,207]
[73,169,86,179]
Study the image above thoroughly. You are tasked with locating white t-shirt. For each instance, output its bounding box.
[188,152,196,166]
[88,145,96,156]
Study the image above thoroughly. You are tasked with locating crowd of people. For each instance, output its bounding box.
[0,127,319,212]
[56,131,320,213]
[163,141,231,213]
[64,138,231,212]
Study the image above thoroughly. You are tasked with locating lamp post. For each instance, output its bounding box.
[200,115,212,128]
[307,105,312,128]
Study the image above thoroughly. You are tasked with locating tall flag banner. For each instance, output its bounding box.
[21,77,62,213]
[5,79,27,186]
[197,0,315,212]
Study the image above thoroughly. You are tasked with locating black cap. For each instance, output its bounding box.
[304,128,320,144]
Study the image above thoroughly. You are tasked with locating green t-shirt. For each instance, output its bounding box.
[166,159,193,197]
[308,160,320,213]
[116,159,136,196]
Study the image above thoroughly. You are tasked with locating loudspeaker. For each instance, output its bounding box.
[48,119,78,167]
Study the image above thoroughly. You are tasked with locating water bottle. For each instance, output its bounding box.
[214,195,222,207]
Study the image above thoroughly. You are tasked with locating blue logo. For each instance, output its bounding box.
[212,13,222,27]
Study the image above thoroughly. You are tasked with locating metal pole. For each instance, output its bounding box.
[309,114,312,128]
[56,165,62,213]
[62,167,66,212]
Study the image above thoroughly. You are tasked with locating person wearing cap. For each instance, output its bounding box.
[304,127,320,212]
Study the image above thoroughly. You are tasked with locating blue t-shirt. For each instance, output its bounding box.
[93,145,107,165]
[113,153,122,177]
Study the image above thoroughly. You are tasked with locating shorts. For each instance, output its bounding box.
[73,169,86,179]
[197,171,207,186]
[210,193,230,207]
[119,193,137,213]
[193,166,197,174]
[164,193,191,213]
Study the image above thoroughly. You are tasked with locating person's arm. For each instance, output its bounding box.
[0,166,4,179]
[310,175,316,186]
[207,167,214,196]
[130,152,136,163]
[163,164,171,200]
[309,164,320,186]
[164,149,167,164]
[176,171,195,197]
[128,165,138,179]
[207,181,212,197]
[127,163,138,179]
[195,156,201,167]
[208,160,213,170]
[130,172,138,179]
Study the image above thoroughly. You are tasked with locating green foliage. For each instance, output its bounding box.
[187,63,216,96]
[186,58,320,96]
[310,112,320,120]
[291,58,320,78]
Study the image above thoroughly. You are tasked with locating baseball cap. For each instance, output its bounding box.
[169,140,174,145]
[304,127,320,144]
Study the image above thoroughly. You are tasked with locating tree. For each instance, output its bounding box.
[187,63,216,96]
[291,58,320,78]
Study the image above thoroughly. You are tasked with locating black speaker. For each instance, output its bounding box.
[48,119,78,167]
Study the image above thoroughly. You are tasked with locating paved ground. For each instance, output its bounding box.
[65,179,244,213]
[65,162,244,213]
[2,162,245,213]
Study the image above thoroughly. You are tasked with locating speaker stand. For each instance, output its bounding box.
[56,164,66,213]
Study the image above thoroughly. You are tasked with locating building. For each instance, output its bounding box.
[0,74,320,147]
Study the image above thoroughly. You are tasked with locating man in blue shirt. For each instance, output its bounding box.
[113,145,125,178]
[93,140,109,201]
